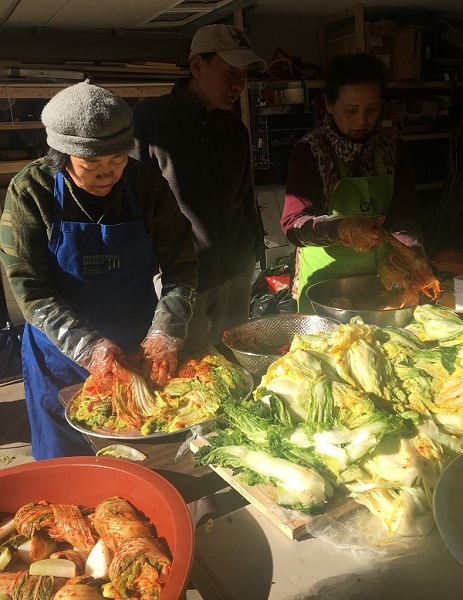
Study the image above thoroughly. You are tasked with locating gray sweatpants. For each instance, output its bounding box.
[184,256,256,354]
[154,256,256,355]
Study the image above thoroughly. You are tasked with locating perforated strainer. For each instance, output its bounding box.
[222,313,340,377]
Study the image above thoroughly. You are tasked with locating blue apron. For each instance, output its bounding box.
[22,171,156,459]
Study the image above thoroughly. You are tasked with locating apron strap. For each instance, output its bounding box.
[374,147,387,176]
[49,171,65,253]
[333,153,349,179]
[53,170,65,213]
[49,171,140,252]
[123,177,141,218]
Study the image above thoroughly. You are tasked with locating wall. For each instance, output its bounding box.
[0,29,191,65]
[0,11,320,67]
[246,12,320,67]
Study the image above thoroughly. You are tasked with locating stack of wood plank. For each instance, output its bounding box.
[0,60,188,82]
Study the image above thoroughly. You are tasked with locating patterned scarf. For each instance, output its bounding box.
[291,115,399,300]
[299,114,399,207]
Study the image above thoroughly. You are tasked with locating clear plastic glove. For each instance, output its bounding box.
[337,216,384,252]
[389,217,424,250]
[77,338,135,394]
[79,338,123,375]
[151,285,196,342]
[139,333,179,388]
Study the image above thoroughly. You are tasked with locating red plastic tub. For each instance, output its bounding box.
[0,456,194,599]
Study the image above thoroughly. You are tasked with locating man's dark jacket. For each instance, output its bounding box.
[131,79,264,293]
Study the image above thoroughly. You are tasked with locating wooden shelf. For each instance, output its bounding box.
[304,80,327,90]
[0,121,43,130]
[387,81,463,92]
[104,82,173,98]
[415,181,446,191]
[0,159,32,173]
[401,131,458,142]
[0,80,177,182]
[0,81,173,100]
[249,80,463,93]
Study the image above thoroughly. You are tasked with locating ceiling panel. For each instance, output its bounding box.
[0,0,462,32]
[137,0,235,28]
[0,0,65,27]
[0,0,250,31]
[147,11,213,29]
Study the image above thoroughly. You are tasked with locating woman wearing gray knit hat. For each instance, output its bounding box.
[0,80,198,460]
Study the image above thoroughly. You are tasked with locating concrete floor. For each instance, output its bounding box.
[0,378,33,469]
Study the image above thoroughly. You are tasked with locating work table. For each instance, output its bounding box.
[192,504,463,600]
[58,339,463,600]
[58,381,245,507]
[58,380,463,599]
[5,282,463,600]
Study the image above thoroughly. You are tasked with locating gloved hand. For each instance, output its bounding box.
[78,338,134,392]
[337,216,384,252]
[139,333,179,388]
[80,338,123,376]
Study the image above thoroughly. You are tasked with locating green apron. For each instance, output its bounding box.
[298,147,394,313]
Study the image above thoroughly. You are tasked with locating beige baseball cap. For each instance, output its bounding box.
[189,24,267,73]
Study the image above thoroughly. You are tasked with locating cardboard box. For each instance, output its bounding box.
[367,19,397,37]
[255,185,294,268]
[318,4,365,71]
[365,20,396,71]
[395,96,437,133]
[392,26,422,80]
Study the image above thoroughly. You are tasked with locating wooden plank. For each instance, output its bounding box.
[246,79,461,92]
[190,437,358,540]
[0,60,187,77]
[0,159,31,173]
[233,9,252,139]
[0,82,173,100]
[190,438,311,539]
[0,84,70,99]
[103,83,173,97]
[0,121,43,130]
[255,187,288,249]
[353,3,365,53]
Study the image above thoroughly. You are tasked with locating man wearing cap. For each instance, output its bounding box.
[132,24,267,353]
[0,80,198,459]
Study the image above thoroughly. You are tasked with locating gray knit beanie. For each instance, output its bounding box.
[41,79,134,157]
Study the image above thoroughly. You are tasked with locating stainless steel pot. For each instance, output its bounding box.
[306,275,431,328]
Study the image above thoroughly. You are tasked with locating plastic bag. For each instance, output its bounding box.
[250,260,297,318]
[250,289,296,318]
[264,273,290,291]
[250,482,446,565]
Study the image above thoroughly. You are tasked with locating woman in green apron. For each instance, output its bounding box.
[281,53,423,313]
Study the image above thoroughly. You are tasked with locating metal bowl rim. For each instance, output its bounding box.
[222,313,341,359]
[306,276,426,315]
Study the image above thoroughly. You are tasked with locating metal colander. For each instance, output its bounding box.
[222,313,340,377]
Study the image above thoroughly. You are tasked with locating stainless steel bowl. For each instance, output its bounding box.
[306,275,430,328]
[222,314,340,376]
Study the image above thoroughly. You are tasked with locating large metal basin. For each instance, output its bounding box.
[306,275,431,328]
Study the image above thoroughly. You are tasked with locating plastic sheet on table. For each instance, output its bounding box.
[243,481,447,565]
